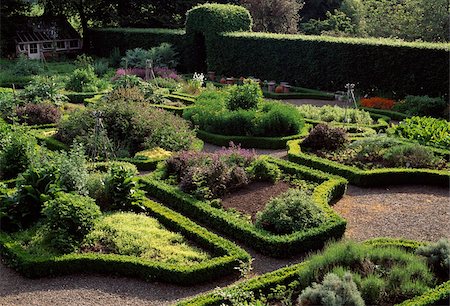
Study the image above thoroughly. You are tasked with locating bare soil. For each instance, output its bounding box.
[221,181,291,222]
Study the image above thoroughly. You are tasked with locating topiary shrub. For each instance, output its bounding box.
[298,272,365,306]
[15,103,61,125]
[255,189,323,235]
[226,80,263,111]
[186,3,252,37]
[43,192,101,253]
[302,124,348,151]
[416,239,450,279]
[246,157,282,183]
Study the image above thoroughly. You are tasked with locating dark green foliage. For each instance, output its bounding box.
[207,32,448,97]
[393,95,448,117]
[416,239,450,279]
[256,102,305,137]
[66,66,106,93]
[255,189,323,235]
[246,158,282,183]
[226,80,262,111]
[186,3,252,37]
[11,55,45,76]
[298,272,365,306]
[302,124,348,151]
[42,192,101,253]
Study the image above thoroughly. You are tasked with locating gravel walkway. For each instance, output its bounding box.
[333,185,450,242]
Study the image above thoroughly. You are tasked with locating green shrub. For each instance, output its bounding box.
[416,239,450,279]
[393,95,447,117]
[74,54,94,68]
[298,272,365,306]
[226,80,263,111]
[121,48,151,68]
[20,76,68,105]
[12,54,44,76]
[57,144,89,195]
[121,44,178,69]
[298,105,373,125]
[383,144,443,169]
[92,58,110,76]
[107,86,146,104]
[82,212,210,265]
[149,77,181,91]
[255,189,323,235]
[359,274,386,305]
[389,116,450,148]
[43,192,101,253]
[302,124,348,151]
[246,158,282,183]
[66,66,105,93]
[256,102,304,136]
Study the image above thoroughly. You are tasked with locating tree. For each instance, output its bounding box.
[300,0,342,21]
[240,0,304,34]
[0,0,31,56]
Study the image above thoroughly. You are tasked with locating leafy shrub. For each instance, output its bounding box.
[256,102,304,136]
[121,48,150,68]
[66,66,106,93]
[302,124,348,151]
[416,239,450,278]
[383,144,443,169]
[297,105,373,125]
[57,144,89,195]
[12,54,44,76]
[112,74,150,95]
[0,127,36,179]
[226,80,263,111]
[153,67,181,80]
[246,158,281,183]
[92,58,110,76]
[82,212,210,264]
[389,116,450,148]
[121,44,178,69]
[166,146,256,200]
[107,86,146,104]
[15,103,61,125]
[255,189,323,235]
[43,192,101,253]
[298,272,365,306]
[360,97,395,110]
[57,100,196,157]
[149,77,181,91]
[102,164,144,212]
[393,95,447,117]
[20,76,68,105]
[0,91,20,120]
[74,54,94,68]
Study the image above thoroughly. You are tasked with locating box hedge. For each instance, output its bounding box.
[287,139,450,187]
[140,157,347,257]
[177,238,445,306]
[0,198,250,285]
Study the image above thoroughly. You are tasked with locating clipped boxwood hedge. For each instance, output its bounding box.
[287,139,450,187]
[0,198,250,285]
[360,107,410,121]
[140,157,347,258]
[207,31,449,97]
[65,92,102,104]
[196,127,310,149]
[304,116,389,131]
[177,238,444,306]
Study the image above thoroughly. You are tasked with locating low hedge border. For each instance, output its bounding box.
[287,139,450,187]
[360,107,410,121]
[177,238,443,306]
[303,117,389,131]
[397,281,450,306]
[0,197,250,285]
[65,92,104,104]
[149,104,194,116]
[196,127,310,149]
[140,157,348,257]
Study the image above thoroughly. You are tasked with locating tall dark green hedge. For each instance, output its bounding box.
[207,32,450,97]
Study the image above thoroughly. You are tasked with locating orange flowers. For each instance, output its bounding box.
[360,97,395,110]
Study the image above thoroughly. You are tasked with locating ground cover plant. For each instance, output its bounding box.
[184,81,304,138]
[388,116,450,149]
[301,125,448,171]
[297,105,374,125]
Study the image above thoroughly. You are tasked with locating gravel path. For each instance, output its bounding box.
[333,185,450,242]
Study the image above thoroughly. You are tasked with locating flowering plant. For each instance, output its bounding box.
[360,97,395,110]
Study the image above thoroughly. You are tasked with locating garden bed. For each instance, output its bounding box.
[287,138,450,187]
[178,239,450,306]
[0,198,250,285]
[140,157,347,257]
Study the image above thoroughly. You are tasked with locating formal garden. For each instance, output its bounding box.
[1,1,449,306]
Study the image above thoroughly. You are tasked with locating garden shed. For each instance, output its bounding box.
[15,17,82,60]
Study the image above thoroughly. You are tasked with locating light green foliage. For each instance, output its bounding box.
[226,80,263,111]
[298,272,365,306]
[297,105,373,125]
[57,144,89,195]
[256,189,323,235]
[121,43,178,68]
[82,212,211,265]
[12,54,45,76]
[383,144,444,169]
[121,48,150,68]
[389,116,450,148]
[74,54,94,69]
[43,192,101,253]
[65,66,106,93]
